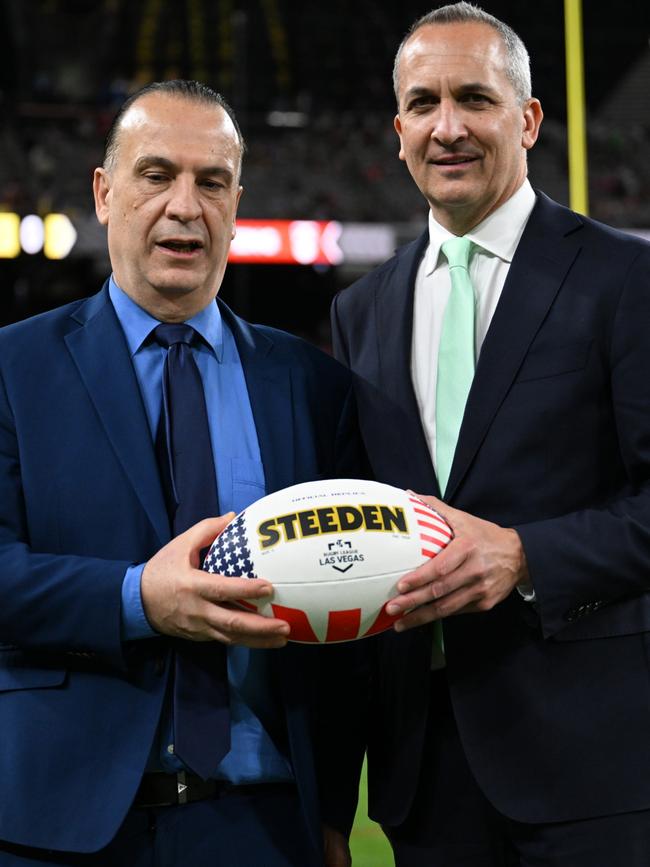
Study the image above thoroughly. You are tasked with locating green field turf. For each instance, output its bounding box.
[348,760,394,866]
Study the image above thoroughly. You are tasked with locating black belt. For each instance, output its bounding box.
[134,771,295,808]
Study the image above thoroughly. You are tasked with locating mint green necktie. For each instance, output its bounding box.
[435,236,476,496]
[430,237,475,668]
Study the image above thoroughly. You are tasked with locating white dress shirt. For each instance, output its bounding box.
[411,179,537,475]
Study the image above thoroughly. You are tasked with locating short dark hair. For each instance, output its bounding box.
[393,2,532,106]
[103,79,245,173]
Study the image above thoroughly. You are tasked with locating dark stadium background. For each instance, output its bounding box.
[1,0,649,349]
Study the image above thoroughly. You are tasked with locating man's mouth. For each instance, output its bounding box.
[431,155,479,167]
[157,240,203,253]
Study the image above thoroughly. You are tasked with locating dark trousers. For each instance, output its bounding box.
[384,672,650,867]
[0,785,320,867]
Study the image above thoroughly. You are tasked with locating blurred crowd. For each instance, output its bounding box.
[1,0,649,229]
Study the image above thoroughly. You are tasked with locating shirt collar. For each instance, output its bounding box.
[108,276,224,362]
[423,179,536,275]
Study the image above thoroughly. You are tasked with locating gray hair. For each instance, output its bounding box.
[393,2,532,106]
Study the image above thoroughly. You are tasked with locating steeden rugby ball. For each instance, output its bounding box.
[203,479,452,643]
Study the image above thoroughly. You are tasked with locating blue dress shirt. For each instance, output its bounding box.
[109,277,292,784]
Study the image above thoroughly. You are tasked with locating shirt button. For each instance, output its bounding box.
[167,744,175,755]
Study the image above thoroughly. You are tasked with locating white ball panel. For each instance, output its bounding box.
[203,478,452,643]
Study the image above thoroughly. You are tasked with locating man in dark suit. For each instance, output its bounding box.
[0,80,358,866]
[322,4,650,866]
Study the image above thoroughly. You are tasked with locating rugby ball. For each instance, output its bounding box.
[203,479,452,643]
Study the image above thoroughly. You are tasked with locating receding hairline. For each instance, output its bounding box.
[396,21,505,83]
[103,87,245,176]
[393,5,532,106]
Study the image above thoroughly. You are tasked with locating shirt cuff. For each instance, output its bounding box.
[121,563,158,640]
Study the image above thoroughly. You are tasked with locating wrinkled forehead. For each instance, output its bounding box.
[115,94,243,170]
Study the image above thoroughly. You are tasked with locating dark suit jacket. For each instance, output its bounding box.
[329,192,650,827]
[0,284,358,854]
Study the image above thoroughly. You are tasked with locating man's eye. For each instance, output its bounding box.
[145,173,167,183]
[200,180,225,191]
[408,97,436,110]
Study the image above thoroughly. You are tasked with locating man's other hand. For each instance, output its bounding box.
[386,495,529,631]
[141,515,290,647]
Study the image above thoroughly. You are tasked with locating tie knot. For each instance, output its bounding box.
[441,236,473,270]
[153,323,197,350]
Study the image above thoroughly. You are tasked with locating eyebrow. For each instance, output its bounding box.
[134,155,235,182]
[403,81,497,101]
[403,86,436,101]
[456,81,497,96]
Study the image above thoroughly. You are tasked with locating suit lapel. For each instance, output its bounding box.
[65,287,170,545]
[445,194,584,500]
[376,232,440,494]
[219,301,295,494]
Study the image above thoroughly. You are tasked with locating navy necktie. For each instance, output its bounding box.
[154,322,230,780]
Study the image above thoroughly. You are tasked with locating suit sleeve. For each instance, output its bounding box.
[514,246,650,638]
[0,363,132,668]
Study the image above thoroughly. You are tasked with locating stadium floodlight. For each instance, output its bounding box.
[0,213,21,258]
[44,214,78,260]
[266,111,308,128]
[20,215,45,255]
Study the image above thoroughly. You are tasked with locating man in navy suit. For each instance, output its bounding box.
[0,80,358,865]
[322,4,650,866]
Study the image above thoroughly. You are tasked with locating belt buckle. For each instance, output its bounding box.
[176,770,188,805]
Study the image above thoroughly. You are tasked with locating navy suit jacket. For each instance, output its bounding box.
[0,284,358,853]
[329,193,650,827]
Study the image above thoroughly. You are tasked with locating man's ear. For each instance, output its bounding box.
[231,185,243,239]
[93,168,111,226]
[394,114,406,162]
[522,98,543,151]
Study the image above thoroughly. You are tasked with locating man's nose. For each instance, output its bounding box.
[165,177,202,222]
[431,100,468,146]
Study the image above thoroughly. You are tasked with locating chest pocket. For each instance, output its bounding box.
[515,340,592,383]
